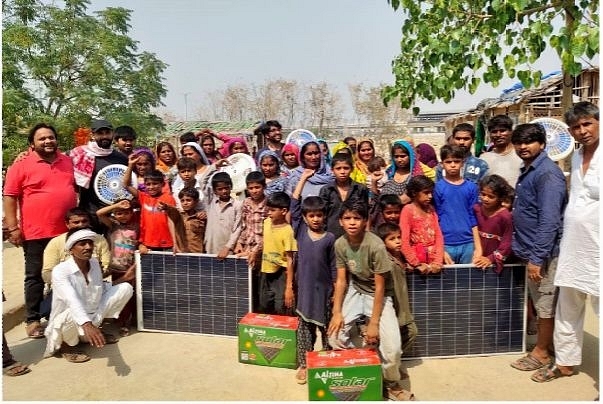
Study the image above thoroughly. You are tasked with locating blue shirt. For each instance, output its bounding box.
[511,152,567,265]
[434,179,479,245]
[435,154,489,184]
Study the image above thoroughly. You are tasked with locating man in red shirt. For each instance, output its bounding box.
[3,123,77,339]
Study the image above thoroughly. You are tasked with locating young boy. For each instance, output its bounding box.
[161,188,206,253]
[172,157,203,211]
[367,155,388,197]
[204,172,243,259]
[434,145,481,264]
[123,167,177,253]
[319,152,369,239]
[235,171,268,310]
[259,191,297,315]
[328,200,413,401]
[96,198,139,336]
[369,193,403,231]
[376,222,418,365]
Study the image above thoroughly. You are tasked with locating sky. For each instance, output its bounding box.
[87,0,566,120]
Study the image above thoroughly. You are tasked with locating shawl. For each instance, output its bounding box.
[181,142,210,166]
[71,141,114,189]
[354,138,375,180]
[317,139,332,167]
[218,136,249,158]
[416,143,438,168]
[286,140,333,197]
[257,150,282,176]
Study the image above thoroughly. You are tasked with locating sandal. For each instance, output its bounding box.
[510,353,551,371]
[25,321,45,339]
[3,362,31,376]
[386,387,415,401]
[531,364,574,383]
[102,332,119,344]
[61,352,90,363]
[295,367,307,385]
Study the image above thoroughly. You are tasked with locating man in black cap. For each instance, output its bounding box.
[69,119,128,234]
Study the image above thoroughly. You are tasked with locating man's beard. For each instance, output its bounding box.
[96,138,113,149]
[35,145,57,158]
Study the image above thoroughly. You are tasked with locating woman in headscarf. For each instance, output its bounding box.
[416,143,438,168]
[354,138,376,186]
[258,150,288,196]
[381,139,425,204]
[285,140,333,200]
[218,135,250,158]
[199,132,223,164]
[155,141,178,185]
[317,139,332,167]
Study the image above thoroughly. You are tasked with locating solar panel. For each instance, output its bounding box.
[136,252,250,337]
[403,264,526,359]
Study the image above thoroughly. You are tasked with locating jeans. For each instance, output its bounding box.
[444,242,474,264]
[23,238,51,323]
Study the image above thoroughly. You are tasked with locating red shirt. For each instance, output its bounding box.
[3,151,77,240]
[138,191,176,248]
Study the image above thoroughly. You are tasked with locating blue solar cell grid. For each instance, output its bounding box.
[137,252,250,337]
[403,265,526,359]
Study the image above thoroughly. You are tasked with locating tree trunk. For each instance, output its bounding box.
[560,6,575,112]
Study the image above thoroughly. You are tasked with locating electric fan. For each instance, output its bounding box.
[285,129,317,148]
[220,153,257,193]
[530,117,575,161]
[93,164,133,205]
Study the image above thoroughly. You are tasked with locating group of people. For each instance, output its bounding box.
[2,103,599,401]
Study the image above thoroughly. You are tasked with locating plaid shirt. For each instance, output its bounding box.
[237,197,268,255]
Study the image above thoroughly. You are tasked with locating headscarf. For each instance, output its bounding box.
[257,150,282,177]
[386,139,424,180]
[180,142,210,166]
[219,136,249,158]
[317,139,332,167]
[65,229,97,251]
[354,138,375,174]
[155,142,177,173]
[416,143,438,168]
[131,147,156,169]
[281,143,300,164]
[286,140,333,198]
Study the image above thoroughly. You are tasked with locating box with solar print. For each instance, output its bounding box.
[238,313,298,369]
[307,348,382,401]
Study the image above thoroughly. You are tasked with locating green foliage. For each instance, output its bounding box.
[2,0,168,164]
[383,0,599,111]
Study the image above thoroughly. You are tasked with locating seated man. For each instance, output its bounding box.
[43,228,133,363]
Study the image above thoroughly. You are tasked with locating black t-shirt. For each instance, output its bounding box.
[77,150,128,214]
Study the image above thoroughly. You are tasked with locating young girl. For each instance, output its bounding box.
[127,148,171,195]
[280,143,300,178]
[257,150,288,196]
[399,175,444,274]
[381,139,424,204]
[472,174,514,273]
[96,199,140,336]
[290,187,336,384]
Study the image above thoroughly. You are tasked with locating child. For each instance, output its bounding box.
[400,175,444,274]
[291,196,336,384]
[172,157,203,211]
[96,199,139,336]
[235,171,269,311]
[369,193,403,231]
[123,168,177,253]
[319,152,369,239]
[327,200,413,401]
[161,188,207,253]
[259,191,297,315]
[204,172,243,259]
[472,175,514,273]
[367,155,388,197]
[280,143,300,178]
[128,148,170,194]
[434,145,481,264]
[376,222,418,364]
[257,150,288,196]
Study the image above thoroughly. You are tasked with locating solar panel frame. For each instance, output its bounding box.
[402,263,527,360]
[136,251,251,337]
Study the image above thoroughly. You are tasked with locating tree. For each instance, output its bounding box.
[306,82,343,135]
[349,83,409,129]
[382,1,599,113]
[2,0,168,162]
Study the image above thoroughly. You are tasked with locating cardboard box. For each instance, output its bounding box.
[238,313,298,369]
[307,348,383,401]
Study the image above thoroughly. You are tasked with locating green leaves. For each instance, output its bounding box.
[2,0,167,161]
[382,0,599,111]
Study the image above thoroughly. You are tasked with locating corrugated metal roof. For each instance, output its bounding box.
[163,120,262,135]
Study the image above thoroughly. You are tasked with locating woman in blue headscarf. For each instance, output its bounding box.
[317,139,332,167]
[381,139,425,204]
[285,140,334,200]
[258,149,288,196]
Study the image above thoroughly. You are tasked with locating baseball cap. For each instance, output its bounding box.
[91,119,113,133]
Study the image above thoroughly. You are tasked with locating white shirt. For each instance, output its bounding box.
[555,146,600,296]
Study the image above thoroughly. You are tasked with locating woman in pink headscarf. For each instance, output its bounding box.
[280,143,299,178]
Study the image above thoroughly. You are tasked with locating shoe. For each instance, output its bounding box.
[295,367,307,385]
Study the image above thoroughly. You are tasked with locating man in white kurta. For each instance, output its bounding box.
[531,101,599,382]
[44,229,133,361]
